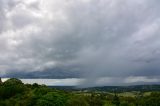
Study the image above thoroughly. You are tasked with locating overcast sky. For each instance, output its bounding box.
[0,0,160,86]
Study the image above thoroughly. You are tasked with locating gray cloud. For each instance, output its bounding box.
[0,0,160,86]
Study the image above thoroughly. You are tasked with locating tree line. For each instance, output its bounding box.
[0,78,160,106]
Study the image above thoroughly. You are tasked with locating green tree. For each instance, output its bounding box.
[67,95,89,106]
[0,78,26,99]
[112,94,120,106]
[36,92,68,106]
[87,93,105,106]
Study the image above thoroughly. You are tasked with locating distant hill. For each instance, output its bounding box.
[49,85,160,92]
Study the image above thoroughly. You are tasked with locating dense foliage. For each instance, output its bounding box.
[0,78,160,106]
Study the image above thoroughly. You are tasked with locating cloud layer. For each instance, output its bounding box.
[0,0,160,85]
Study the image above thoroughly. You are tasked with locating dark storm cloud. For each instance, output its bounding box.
[0,0,160,85]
